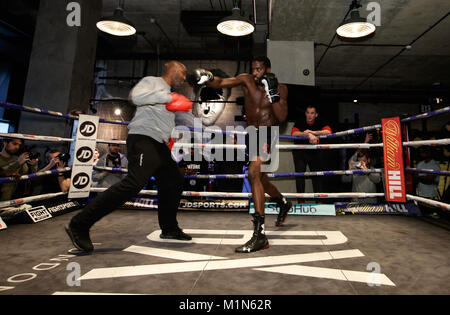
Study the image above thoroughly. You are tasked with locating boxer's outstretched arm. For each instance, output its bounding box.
[129,77,172,106]
[207,74,252,90]
[209,74,260,100]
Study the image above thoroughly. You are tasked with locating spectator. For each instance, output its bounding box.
[342,148,381,203]
[34,149,71,194]
[291,105,332,200]
[0,138,38,201]
[93,148,100,166]
[415,146,440,199]
[93,143,128,188]
[91,148,100,187]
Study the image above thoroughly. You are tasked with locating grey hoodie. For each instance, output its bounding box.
[128,76,174,143]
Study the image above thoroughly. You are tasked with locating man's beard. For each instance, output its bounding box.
[5,148,18,155]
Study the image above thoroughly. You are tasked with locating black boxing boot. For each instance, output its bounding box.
[160,228,192,241]
[64,221,94,253]
[235,213,269,253]
[272,195,292,227]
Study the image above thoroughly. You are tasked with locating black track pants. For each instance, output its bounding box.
[71,134,184,232]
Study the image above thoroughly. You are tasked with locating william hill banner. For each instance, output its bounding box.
[382,117,406,203]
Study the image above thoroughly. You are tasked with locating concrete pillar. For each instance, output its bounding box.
[19,0,102,148]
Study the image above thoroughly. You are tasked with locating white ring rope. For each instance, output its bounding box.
[1,187,448,212]
[406,195,450,211]
[0,192,67,209]
[0,133,74,143]
[1,104,449,212]
[89,187,385,199]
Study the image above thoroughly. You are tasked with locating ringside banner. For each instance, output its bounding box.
[250,203,336,216]
[335,202,421,215]
[24,206,52,223]
[69,115,99,199]
[179,199,249,211]
[120,198,158,209]
[118,198,250,211]
[382,117,406,202]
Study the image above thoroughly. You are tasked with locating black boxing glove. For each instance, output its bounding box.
[261,73,280,103]
[186,68,214,85]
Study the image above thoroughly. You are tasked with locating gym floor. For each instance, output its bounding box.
[1,210,449,295]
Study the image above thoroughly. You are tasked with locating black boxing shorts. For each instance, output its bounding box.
[244,126,278,163]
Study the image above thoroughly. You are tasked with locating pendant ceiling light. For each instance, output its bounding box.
[336,6,376,39]
[97,1,136,37]
[217,2,255,37]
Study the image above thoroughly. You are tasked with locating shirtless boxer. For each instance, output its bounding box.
[188,56,292,253]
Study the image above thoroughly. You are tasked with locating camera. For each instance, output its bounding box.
[28,152,40,160]
[353,161,362,168]
[57,153,70,163]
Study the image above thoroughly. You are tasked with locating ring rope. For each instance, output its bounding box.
[0,167,71,184]
[93,166,449,178]
[172,139,449,151]
[183,124,384,141]
[7,133,445,150]
[89,187,385,200]
[0,133,74,143]
[405,168,450,176]
[400,106,450,123]
[1,101,449,141]
[178,106,450,141]
[406,195,450,210]
[0,192,67,209]
[185,169,384,179]
[1,102,449,212]
[93,167,383,179]
[1,188,448,211]
[0,101,128,125]
[95,139,126,145]
[3,166,448,185]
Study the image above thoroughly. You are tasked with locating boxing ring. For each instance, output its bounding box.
[0,100,449,296]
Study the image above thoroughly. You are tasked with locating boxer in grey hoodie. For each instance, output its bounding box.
[65,61,194,253]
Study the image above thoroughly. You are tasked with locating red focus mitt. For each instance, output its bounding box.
[167,137,175,150]
[166,93,193,112]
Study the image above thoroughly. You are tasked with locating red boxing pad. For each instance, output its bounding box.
[166,93,193,112]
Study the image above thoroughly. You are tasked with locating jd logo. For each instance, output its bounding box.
[79,121,96,137]
[76,147,93,163]
[73,173,90,189]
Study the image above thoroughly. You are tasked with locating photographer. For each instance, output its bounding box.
[342,148,381,203]
[34,149,71,194]
[0,138,39,201]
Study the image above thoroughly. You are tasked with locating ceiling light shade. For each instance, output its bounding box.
[336,9,375,39]
[217,7,254,37]
[97,7,136,37]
